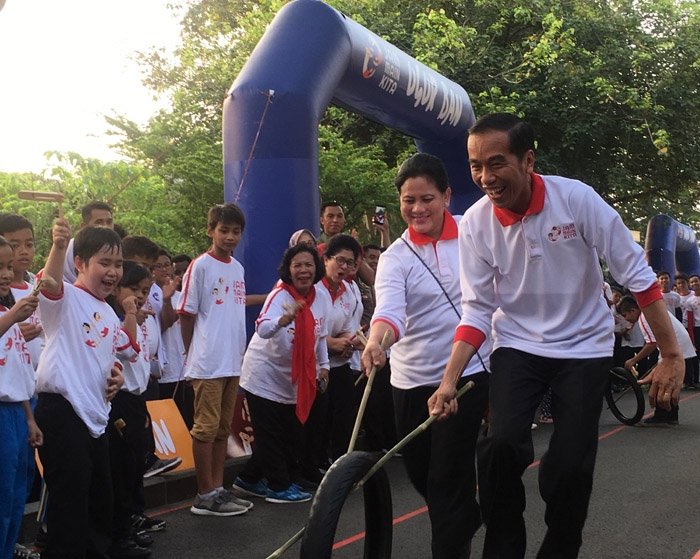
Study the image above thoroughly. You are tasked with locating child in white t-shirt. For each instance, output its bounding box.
[34,220,139,558]
[0,235,41,559]
[178,203,250,517]
[0,214,43,370]
[106,261,154,551]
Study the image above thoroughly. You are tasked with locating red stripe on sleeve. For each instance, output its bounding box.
[371,318,400,342]
[453,325,486,350]
[632,283,662,308]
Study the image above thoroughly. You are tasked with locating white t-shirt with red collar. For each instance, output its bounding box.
[317,278,362,369]
[240,285,331,404]
[36,282,139,437]
[159,290,186,383]
[639,310,696,360]
[0,307,35,402]
[119,320,151,395]
[11,280,44,370]
[372,212,493,389]
[455,174,660,359]
[177,252,246,379]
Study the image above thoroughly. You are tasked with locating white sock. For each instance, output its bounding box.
[199,489,218,500]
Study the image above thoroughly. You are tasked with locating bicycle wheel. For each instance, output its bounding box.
[605,367,645,425]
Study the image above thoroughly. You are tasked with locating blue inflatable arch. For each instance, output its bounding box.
[645,214,700,277]
[222,0,481,311]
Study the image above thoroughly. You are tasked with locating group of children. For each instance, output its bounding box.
[0,200,249,559]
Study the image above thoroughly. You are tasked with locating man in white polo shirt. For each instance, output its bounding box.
[429,113,684,559]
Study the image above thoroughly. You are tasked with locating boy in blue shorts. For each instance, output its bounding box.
[177,204,251,516]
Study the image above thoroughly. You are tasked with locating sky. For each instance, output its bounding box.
[0,0,183,173]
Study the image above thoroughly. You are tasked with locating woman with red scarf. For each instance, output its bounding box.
[233,244,330,504]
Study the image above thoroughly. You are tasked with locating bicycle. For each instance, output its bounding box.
[605,363,654,425]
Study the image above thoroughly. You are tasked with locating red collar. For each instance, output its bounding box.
[322,277,346,303]
[493,173,545,227]
[10,281,29,290]
[207,250,232,263]
[407,211,458,246]
[74,282,106,301]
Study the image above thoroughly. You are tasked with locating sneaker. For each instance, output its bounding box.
[265,485,312,504]
[13,544,40,559]
[143,457,182,478]
[130,530,153,548]
[108,538,151,559]
[219,489,254,510]
[292,478,318,492]
[190,492,249,517]
[231,477,269,498]
[642,416,673,426]
[130,514,166,533]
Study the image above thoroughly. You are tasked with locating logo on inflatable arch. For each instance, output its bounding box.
[362,38,383,79]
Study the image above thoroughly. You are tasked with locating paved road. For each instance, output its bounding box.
[145,389,700,558]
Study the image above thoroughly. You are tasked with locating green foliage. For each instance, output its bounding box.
[0,154,206,268]
[7,0,699,256]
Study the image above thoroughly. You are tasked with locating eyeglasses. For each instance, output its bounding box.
[330,255,355,268]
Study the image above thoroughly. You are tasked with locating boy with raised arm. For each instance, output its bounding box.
[34,219,142,559]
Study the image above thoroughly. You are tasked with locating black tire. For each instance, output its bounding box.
[300,451,392,559]
[605,366,645,425]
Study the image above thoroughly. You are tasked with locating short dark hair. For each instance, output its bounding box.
[121,236,160,261]
[172,254,192,266]
[208,203,245,231]
[157,248,172,261]
[395,153,449,193]
[81,202,113,224]
[120,260,151,288]
[363,243,382,253]
[324,234,361,260]
[469,113,535,160]
[113,223,128,239]
[320,201,344,215]
[616,295,639,315]
[0,214,34,236]
[74,226,121,262]
[690,274,700,282]
[675,272,689,282]
[656,270,671,279]
[278,244,324,286]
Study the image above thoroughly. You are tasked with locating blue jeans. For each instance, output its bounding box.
[0,402,29,559]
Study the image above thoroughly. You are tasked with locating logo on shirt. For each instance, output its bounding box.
[547,223,578,242]
[83,312,110,348]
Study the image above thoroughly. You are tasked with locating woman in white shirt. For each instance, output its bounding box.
[234,244,331,504]
[362,153,491,559]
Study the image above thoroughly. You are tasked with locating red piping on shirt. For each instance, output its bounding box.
[371,318,400,342]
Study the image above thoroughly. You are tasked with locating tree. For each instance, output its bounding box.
[0,154,205,266]
[108,0,700,240]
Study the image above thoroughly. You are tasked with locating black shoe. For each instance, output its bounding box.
[293,477,319,492]
[131,514,166,532]
[108,538,151,559]
[643,416,673,426]
[131,530,153,548]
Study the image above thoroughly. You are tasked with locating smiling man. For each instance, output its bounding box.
[429,113,684,559]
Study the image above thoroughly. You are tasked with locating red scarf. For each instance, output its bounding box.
[281,283,317,424]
